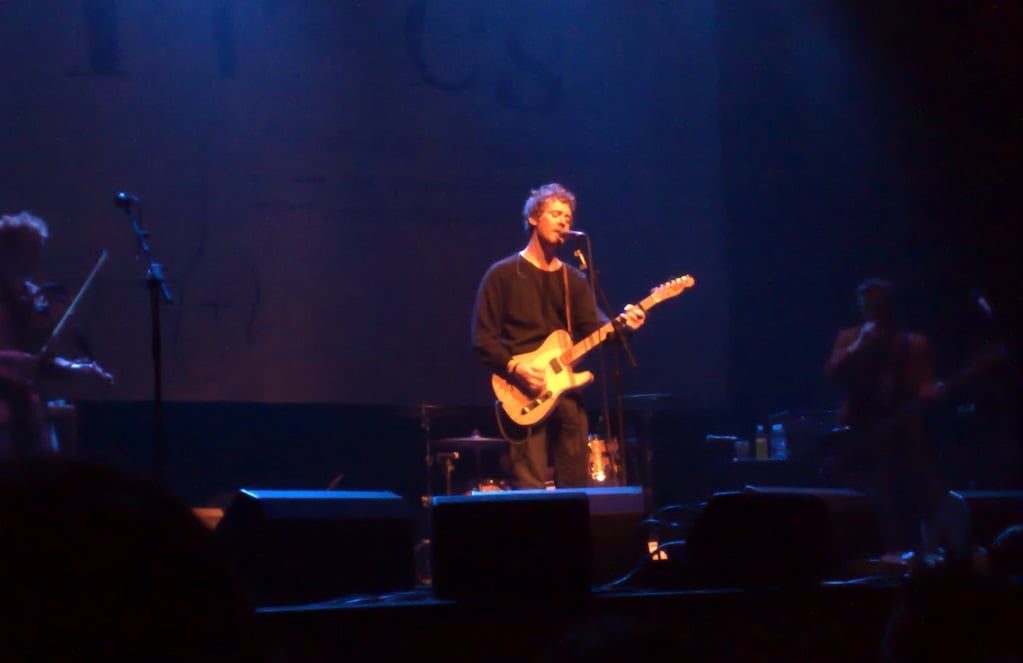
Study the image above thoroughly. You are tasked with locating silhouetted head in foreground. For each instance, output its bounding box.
[882,545,1023,663]
[989,522,1023,579]
[0,457,261,660]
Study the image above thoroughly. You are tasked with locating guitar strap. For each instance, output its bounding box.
[498,266,571,446]
[562,266,572,336]
[497,264,572,447]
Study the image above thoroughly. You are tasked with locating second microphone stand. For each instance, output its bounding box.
[573,234,638,501]
[117,194,173,482]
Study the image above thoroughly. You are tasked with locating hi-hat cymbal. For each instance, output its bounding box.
[434,434,506,447]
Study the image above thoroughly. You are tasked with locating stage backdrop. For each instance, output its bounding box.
[0,1,727,409]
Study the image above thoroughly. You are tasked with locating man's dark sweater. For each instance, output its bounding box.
[472,253,605,376]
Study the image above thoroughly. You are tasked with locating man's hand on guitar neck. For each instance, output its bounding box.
[507,358,546,397]
[618,303,646,332]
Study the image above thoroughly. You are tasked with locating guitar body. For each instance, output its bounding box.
[489,274,695,428]
[491,330,594,427]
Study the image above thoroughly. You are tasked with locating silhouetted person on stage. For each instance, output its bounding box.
[825,278,945,554]
[0,211,112,457]
[472,183,645,489]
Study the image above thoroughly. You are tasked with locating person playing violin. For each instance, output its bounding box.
[0,211,113,457]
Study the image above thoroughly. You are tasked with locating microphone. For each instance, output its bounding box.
[971,289,993,318]
[114,192,139,209]
[559,230,586,237]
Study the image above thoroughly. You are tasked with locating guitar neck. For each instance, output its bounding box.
[560,290,663,366]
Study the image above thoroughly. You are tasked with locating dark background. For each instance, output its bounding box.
[2,0,1018,504]
[1,0,727,409]
[720,0,1019,419]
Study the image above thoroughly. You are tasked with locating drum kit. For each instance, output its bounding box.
[405,392,681,500]
[431,432,508,496]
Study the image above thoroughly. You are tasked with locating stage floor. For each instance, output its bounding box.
[254,580,905,662]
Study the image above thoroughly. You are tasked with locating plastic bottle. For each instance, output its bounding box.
[770,422,788,460]
[754,424,768,459]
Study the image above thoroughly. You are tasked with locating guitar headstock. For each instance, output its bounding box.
[649,274,696,303]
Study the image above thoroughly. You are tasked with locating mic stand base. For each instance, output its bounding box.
[148,273,165,483]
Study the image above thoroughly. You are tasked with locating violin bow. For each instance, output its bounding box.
[38,249,108,357]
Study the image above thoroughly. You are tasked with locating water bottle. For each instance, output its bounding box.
[754,424,768,459]
[770,423,788,460]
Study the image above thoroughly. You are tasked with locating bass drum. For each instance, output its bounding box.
[586,435,621,486]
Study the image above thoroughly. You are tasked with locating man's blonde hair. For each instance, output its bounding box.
[521,183,576,235]
[0,211,49,251]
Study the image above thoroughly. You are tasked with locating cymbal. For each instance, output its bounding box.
[395,403,466,418]
[623,392,677,401]
[434,434,506,447]
[622,393,680,412]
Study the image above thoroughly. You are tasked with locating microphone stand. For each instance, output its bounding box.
[575,235,637,498]
[969,291,1017,469]
[116,194,173,482]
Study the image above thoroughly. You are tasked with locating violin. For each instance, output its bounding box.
[0,251,112,386]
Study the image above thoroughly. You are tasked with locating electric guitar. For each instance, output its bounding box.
[492,274,695,427]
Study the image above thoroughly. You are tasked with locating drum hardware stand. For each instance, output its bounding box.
[638,405,655,511]
[432,432,506,494]
[419,404,434,507]
[436,452,459,496]
[411,404,437,587]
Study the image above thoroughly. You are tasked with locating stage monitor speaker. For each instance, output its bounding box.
[576,486,647,584]
[431,491,591,601]
[686,486,882,587]
[932,490,1023,562]
[466,486,648,584]
[215,489,415,607]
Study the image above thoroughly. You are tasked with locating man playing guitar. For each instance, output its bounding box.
[472,184,645,489]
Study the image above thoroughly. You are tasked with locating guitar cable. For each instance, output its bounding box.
[494,400,531,446]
